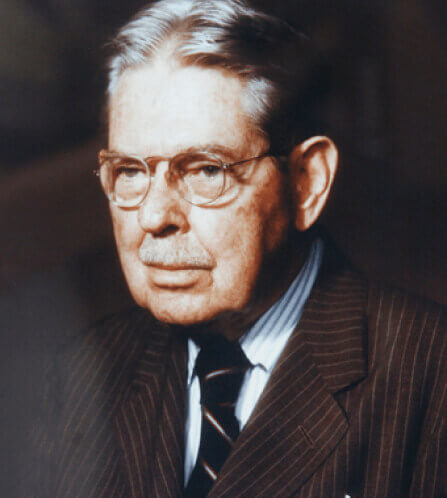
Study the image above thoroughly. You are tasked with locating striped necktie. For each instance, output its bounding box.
[185,335,250,497]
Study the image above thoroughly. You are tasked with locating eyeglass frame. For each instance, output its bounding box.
[96,148,287,208]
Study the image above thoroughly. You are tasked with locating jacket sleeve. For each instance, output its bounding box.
[410,407,447,496]
[409,310,447,498]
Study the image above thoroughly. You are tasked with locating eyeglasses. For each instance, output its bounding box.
[97,149,283,208]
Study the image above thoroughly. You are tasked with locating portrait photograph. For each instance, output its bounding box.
[0,1,445,496]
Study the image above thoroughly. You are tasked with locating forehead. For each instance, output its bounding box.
[108,59,261,157]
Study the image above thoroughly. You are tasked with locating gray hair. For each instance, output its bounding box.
[107,0,322,154]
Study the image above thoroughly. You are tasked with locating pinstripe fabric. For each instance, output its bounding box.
[30,243,446,497]
[185,237,323,482]
[29,308,188,498]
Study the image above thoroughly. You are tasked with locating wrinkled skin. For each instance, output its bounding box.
[108,58,301,338]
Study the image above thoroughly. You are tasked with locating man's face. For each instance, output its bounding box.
[108,58,294,328]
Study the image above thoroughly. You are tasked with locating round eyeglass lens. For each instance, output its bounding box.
[103,156,150,207]
[173,153,225,205]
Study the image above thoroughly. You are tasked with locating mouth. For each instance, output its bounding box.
[146,263,212,289]
[147,262,213,271]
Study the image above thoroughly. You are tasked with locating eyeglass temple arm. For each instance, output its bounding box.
[223,154,288,170]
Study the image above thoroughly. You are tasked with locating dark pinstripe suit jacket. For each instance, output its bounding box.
[31,248,446,497]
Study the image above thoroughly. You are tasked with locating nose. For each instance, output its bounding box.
[137,162,190,235]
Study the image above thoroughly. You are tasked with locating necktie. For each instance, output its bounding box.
[184,335,250,497]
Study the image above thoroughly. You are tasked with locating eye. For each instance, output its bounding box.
[181,160,222,178]
[199,165,221,177]
[116,166,144,178]
[114,161,146,181]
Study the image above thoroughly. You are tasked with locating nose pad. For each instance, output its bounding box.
[137,163,189,235]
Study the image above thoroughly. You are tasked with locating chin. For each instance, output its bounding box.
[148,305,216,326]
[140,287,252,328]
[136,292,219,326]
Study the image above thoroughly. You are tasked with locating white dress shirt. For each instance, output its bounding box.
[184,238,324,484]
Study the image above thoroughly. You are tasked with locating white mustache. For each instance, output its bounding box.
[139,235,214,268]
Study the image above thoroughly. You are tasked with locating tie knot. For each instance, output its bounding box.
[192,335,250,407]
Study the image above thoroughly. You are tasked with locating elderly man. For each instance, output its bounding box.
[32,1,446,497]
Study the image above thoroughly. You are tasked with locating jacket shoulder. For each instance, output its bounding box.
[366,282,446,366]
[365,282,446,414]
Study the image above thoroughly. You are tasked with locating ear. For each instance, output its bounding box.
[289,136,338,231]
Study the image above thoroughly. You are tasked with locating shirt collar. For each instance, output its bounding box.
[239,237,323,373]
[187,237,324,385]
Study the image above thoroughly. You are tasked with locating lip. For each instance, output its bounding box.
[147,262,212,271]
[148,265,210,288]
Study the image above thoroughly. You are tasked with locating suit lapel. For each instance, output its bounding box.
[210,255,368,498]
[54,308,159,497]
[111,238,368,498]
[115,321,187,498]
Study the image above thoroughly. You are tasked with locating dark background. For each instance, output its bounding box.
[0,0,445,495]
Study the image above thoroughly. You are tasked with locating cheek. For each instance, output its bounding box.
[193,184,290,297]
[110,209,147,289]
[111,208,142,251]
[233,177,291,256]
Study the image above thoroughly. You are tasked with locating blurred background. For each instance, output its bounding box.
[0,0,446,495]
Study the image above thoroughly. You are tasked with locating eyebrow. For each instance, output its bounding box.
[107,144,242,163]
